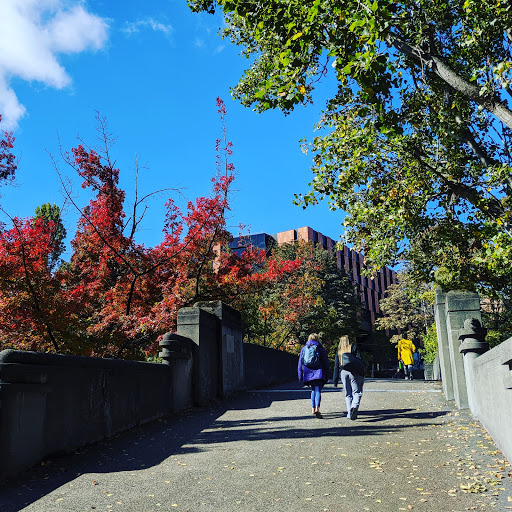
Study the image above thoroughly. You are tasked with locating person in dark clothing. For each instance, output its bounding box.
[297,333,330,418]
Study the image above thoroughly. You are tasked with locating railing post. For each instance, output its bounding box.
[159,333,193,411]
[434,288,454,399]
[444,290,482,409]
[459,318,488,416]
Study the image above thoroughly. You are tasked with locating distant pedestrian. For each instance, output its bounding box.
[413,350,421,369]
[397,337,416,380]
[298,333,330,418]
[333,335,365,420]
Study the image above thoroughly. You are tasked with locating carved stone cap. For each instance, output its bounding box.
[159,333,193,363]
[459,318,489,355]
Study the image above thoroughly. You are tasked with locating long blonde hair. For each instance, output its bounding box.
[337,335,354,360]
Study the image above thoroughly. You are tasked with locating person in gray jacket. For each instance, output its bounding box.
[333,335,365,420]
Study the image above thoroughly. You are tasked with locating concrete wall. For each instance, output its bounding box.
[463,337,512,464]
[243,343,298,389]
[0,349,171,479]
[0,302,299,480]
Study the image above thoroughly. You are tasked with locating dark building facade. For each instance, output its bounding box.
[229,232,276,258]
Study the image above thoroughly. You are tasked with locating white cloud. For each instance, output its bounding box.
[0,77,27,126]
[122,18,173,37]
[0,0,109,130]
[48,5,109,53]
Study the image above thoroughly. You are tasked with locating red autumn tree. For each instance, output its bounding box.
[0,215,72,352]
[0,100,302,358]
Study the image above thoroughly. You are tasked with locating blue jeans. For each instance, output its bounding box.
[308,379,323,408]
[340,370,364,413]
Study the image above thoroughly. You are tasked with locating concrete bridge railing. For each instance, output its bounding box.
[0,301,298,480]
[435,289,512,464]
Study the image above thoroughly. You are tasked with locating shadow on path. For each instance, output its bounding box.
[0,383,449,512]
[0,402,230,512]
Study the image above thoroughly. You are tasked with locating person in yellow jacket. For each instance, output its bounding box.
[397,338,416,380]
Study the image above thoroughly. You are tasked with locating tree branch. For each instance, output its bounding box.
[386,32,512,130]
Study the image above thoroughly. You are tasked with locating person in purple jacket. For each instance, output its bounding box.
[298,333,330,418]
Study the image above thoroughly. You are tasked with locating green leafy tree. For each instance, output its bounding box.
[375,269,434,344]
[188,0,512,291]
[481,285,512,348]
[33,203,67,270]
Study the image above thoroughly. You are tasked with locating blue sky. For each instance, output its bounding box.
[0,0,345,258]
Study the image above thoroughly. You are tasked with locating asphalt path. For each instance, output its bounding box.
[1,378,511,512]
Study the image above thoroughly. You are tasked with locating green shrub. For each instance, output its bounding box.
[421,323,438,364]
[486,329,508,349]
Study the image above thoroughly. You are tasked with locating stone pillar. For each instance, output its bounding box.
[177,306,219,406]
[433,353,441,381]
[459,318,488,417]
[191,302,244,398]
[445,290,482,409]
[434,288,454,400]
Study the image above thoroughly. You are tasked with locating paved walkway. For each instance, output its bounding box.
[1,379,511,512]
